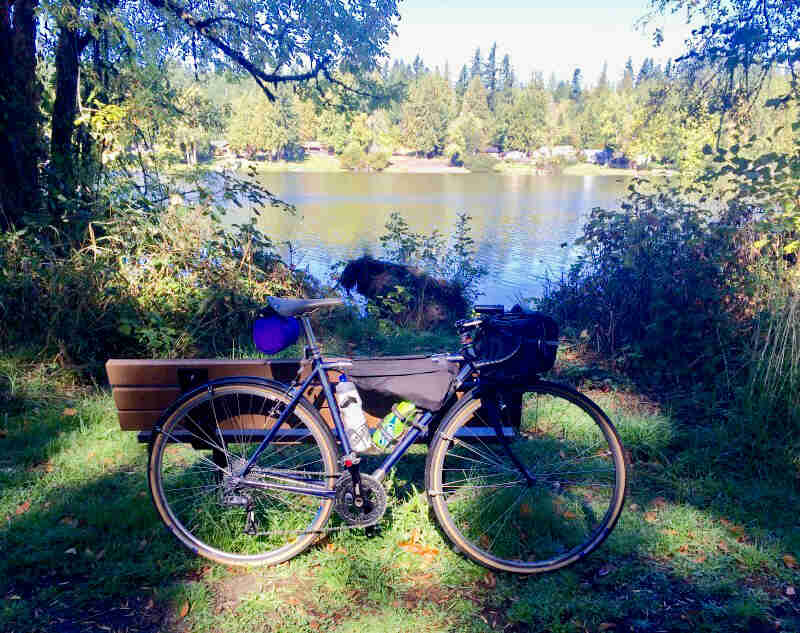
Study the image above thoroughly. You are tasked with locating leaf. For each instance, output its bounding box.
[644,512,658,523]
[15,501,30,515]
[783,554,797,569]
[482,572,496,588]
[717,540,729,553]
[786,586,796,597]
[562,511,578,520]
[692,554,707,564]
[650,496,667,509]
[63,408,78,417]
[519,503,532,517]
[179,601,190,618]
[599,623,617,630]
[65,547,77,555]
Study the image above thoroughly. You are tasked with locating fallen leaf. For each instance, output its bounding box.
[65,547,77,555]
[644,512,658,523]
[483,572,496,588]
[479,534,490,549]
[783,554,797,569]
[15,501,30,516]
[63,408,78,417]
[563,511,578,520]
[786,586,796,597]
[599,624,617,630]
[651,497,667,509]
[662,529,678,536]
[60,516,79,527]
[678,544,689,553]
[628,503,639,511]
[179,601,189,618]
[519,503,532,517]
[692,554,707,564]
[717,541,729,553]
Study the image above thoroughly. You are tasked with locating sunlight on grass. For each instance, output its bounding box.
[2,354,799,632]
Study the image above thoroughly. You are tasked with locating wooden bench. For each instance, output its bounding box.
[107,358,510,445]
[107,359,409,444]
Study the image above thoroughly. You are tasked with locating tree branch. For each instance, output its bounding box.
[147,0,330,101]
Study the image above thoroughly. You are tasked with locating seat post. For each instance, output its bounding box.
[300,314,322,359]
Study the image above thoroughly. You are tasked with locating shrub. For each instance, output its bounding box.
[366,151,390,171]
[0,204,310,374]
[462,154,495,173]
[339,141,367,170]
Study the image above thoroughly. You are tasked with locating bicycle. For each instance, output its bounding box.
[147,297,627,574]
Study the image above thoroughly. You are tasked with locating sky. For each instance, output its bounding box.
[386,0,694,86]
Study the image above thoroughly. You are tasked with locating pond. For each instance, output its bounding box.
[227,171,628,306]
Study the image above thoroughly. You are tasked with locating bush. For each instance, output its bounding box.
[0,204,311,374]
[339,141,367,170]
[462,154,495,173]
[366,151,390,171]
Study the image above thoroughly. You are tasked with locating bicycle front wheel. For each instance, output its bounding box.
[148,379,338,566]
[426,380,627,574]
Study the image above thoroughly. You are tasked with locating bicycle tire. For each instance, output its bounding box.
[425,380,627,574]
[148,378,338,566]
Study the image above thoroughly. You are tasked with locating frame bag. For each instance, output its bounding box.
[348,355,457,412]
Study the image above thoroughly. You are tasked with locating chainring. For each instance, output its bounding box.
[333,472,387,526]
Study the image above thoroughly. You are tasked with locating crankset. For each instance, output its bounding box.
[333,472,387,527]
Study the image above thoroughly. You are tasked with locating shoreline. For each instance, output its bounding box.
[205,154,661,177]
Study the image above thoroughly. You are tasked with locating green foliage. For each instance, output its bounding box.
[227,87,299,159]
[401,73,454,156]
[0,202,309,372]
[379,211,486,303]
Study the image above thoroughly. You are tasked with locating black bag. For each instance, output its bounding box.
[348,355,458,412]
[471,307,559,379]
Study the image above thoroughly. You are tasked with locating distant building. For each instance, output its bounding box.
[551,145,576,158]
[209,140,230,157]
[582,148,605,163]
[482,145,502,158]
[301,140,324,153]
[503,150,527,161]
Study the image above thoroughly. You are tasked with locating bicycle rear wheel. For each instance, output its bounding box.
[425,380,627,574]
[148,379,338,566]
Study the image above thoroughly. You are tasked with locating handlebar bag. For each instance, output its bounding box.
[473,310,559,379]
[348,355,458,412]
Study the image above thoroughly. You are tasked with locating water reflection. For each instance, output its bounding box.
[226,172,627,306]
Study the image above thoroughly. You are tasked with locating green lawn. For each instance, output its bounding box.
[1,352,799,632]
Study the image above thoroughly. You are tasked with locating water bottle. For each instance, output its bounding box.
[335,377,372,453]
[372,401,417,450]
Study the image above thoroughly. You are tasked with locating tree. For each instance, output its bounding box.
[402,73,454,156]
[597,61,610,92]
[172,81,224,165]
[484,42,498,111]
[0,0,42,229]
[499,54,515,103]
[470,47,483,80]
[0,0,401,230]
[570,68,583,101]
[227,87,299,159]
[503,83,551,153]
[455,65,470,98]
[621,57,635,92]
[462,75,491,121]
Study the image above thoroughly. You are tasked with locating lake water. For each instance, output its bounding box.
[228,171,628,306]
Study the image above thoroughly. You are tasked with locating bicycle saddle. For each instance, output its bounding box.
[267,296,344,317]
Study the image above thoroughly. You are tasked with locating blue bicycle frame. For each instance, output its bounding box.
[230,315,470,500]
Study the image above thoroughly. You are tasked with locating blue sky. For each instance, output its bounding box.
[387,1,693,85]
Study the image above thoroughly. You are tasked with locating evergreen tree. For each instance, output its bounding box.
[485,42,498,111]
[570,68,582,101]
[636,57,654,85]
[597,61,609,92]
[548,72,558,94]
[621,57,635,92]
[456,64,470,98]
[402,73,455,156]
[500,54,514,94]
[470,47,483,80]
[461,75,491,122]
[412,54,426,77]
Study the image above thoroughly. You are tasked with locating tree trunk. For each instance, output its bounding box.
[0,0,43,230]
[50,19,82,198]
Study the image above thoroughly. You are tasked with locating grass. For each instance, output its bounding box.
[1,346,800,633]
